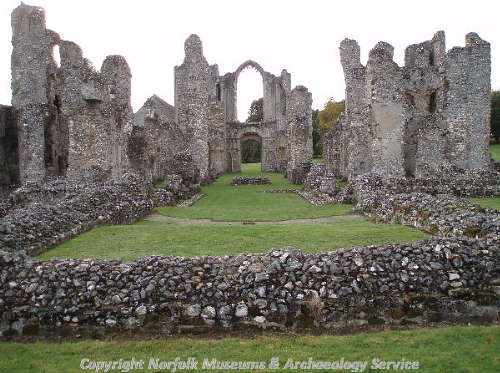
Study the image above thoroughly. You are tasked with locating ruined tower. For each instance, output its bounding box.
[174,35,212,180]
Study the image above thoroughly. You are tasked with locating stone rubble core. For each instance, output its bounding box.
[324,31,493,180]
[230,177,271,186]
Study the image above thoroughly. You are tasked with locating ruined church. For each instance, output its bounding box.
[0,3,495,191]
[135,34,313,183]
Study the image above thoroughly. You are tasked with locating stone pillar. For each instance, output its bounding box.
[174,35,211,180]
[339,39,372,179]
[445,33,491,169]
[286,86,313,184]
[11,4,59,183]
[366,42,405,178]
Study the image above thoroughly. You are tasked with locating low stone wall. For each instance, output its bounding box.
[0,174,158,256]
[381,168,500,197]
[231,177,271,186]
[0,239,497,337]
[351,174,499,239]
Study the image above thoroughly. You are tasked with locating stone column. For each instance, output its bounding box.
[11,4,59,183]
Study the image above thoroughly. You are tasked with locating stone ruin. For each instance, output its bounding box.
[324,31,493,180]
[135,34,313,184]
[6,4,133,186]
[0,5,498,339]
[1,4,313,190]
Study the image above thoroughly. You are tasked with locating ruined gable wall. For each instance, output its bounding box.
[174,35,211,180]
[132,95,186,182]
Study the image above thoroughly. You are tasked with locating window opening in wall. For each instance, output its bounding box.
[52,44,61,67]
[237,67,263,122]
[216,83,221,101]
[428,91,437,113]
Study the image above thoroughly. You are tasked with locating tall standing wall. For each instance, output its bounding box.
[325,31,492,180]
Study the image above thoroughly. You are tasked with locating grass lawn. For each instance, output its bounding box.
[156,163,353,221]
[37,218,429,261]
[490,143,500,161]
[470,197,500,210]
[0,326,498,372]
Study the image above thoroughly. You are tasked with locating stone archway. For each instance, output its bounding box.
[240,132,262,164]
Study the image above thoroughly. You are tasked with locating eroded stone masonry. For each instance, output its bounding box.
[324,31,493,180]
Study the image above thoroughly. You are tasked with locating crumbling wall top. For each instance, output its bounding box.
[340,38,361,69]
[183,34,204,64]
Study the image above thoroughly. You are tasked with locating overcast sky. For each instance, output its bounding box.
[1,0,499,121]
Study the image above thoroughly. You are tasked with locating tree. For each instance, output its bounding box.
[316,99,345,156]
[312,109,321,157]
[246,97,263,122]
[318,99,345,139]
[491,91,500,143]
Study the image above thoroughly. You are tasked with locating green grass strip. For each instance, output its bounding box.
[37,219,429,262]
[0,326,498,372]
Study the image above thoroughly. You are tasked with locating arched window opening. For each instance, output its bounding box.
[52,44,61,67]
[237,67,263,122]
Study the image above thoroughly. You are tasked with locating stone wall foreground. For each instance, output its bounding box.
[0,238,498,338]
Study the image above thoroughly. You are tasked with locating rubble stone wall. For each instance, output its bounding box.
[132,95,186,182]
[0,174,156,257]
[0,238,497,337]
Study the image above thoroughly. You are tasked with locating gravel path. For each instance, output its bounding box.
[145,214,362,225]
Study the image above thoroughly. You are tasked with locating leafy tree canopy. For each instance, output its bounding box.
[318,99,345,139]
[246,98,263,122]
